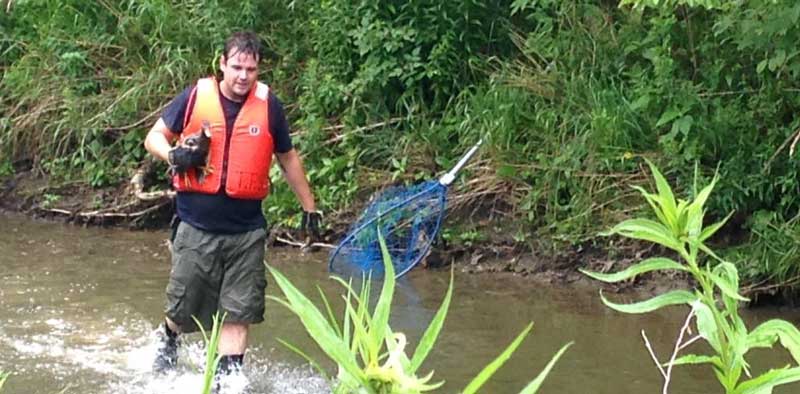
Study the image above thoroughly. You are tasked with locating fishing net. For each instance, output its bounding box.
[329,139,482,278]
[328,180,447,277]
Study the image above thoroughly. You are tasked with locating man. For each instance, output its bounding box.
[143,31,321,376]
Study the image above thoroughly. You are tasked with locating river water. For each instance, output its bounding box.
[1,213,799,394]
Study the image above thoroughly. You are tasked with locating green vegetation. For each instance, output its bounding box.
[582,160,800,393]
[3,1,800,292]
[269,234,571,393]
[0,371,7,391]
[195,312,225,394]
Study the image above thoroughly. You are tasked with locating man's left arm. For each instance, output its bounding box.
[276,148,316,212]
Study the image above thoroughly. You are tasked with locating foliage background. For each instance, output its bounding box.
[2,0,800,292]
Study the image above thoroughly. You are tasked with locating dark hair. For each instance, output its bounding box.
[222,31,263,62]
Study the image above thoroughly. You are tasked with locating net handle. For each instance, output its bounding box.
[438,139,483,186]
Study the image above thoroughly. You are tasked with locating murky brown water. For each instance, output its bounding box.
[1,213,799,394]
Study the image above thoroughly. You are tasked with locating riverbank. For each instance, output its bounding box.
[0,166,695,301]
[5,0,800,310]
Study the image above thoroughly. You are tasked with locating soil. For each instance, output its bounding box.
[1,166,174,228]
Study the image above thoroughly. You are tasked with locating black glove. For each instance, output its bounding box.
[300,210,322,243]
[168,145,207,174]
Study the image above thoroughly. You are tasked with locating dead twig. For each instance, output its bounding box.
[789,128,800,157]
[291,117,406,145]
[763,127,800,174]
[104,103,168,133]
[743,274,800,295]
[641,330,667,380]
[129,159,175,201]
[641,309,698,394]
[38,200,169,219]
[275,233,335,250]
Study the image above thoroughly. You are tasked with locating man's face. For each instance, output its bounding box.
[219,49,259,101]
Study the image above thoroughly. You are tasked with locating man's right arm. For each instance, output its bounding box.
[144,118,177,163]
[144,86,194,163]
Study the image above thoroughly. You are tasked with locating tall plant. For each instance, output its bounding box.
[581,160,800,394]
[269,233,571,393]
[195,312,225,394]
[0,371,7,391]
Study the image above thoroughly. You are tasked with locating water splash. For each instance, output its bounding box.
[2,313,331,394]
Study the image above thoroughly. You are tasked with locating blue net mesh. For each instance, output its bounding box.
[329,180,447,277]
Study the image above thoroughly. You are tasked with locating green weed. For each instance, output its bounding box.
[269,232,571,393]
[725,211,800,301]
[582,160,800,393]
[194,312,225,394]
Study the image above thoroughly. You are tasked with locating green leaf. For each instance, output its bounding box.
[692,300,722,352]
[671,115,693,136]
[268,265,366,384]
[318,285,342,338]
[757,59,768,74]
[686,176,718,237]
[735,367,800,394]
[747,320,800,364]
[698,241,726,263]
[709,262,749,302]
[276,337,329,379]
[630,95,651,111]
[599,290,697,314]
[675,198,691,235]
[195,312,225,394]
[644,159,678,225]
[518,342,573,394]
[604,218,683,252]
[768,50,787,72]
[700,211,734,242]
[410,267,454,373]
[369,231,396,361]
[580,257,688,283]
[632,186,673,231]
[497,165,517,178]
[672,354,721,367]
[462,323,533,394]
[656,108,682,128]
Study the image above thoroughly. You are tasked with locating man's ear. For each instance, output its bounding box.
[219,54,226,70]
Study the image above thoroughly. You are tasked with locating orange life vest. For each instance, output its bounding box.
[172,77,274,200]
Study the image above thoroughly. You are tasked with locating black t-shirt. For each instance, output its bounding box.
[162,82,293,234]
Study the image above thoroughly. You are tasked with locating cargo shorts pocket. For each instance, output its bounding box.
[164,277,187,324]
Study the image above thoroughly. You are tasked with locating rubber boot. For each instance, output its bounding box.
[152,322,180,374]
[214,354,244,392]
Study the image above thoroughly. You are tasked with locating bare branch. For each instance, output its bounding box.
[662,310,697,394]
[641,330,667,379]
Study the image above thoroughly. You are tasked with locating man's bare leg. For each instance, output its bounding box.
[165,317,181,334]
[219,322,249,355]
[217,323,249,376]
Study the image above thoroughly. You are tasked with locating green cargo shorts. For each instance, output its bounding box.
[165,221,267,333]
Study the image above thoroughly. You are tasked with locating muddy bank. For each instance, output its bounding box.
[0,166,702,302]
[0,163,174,228]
